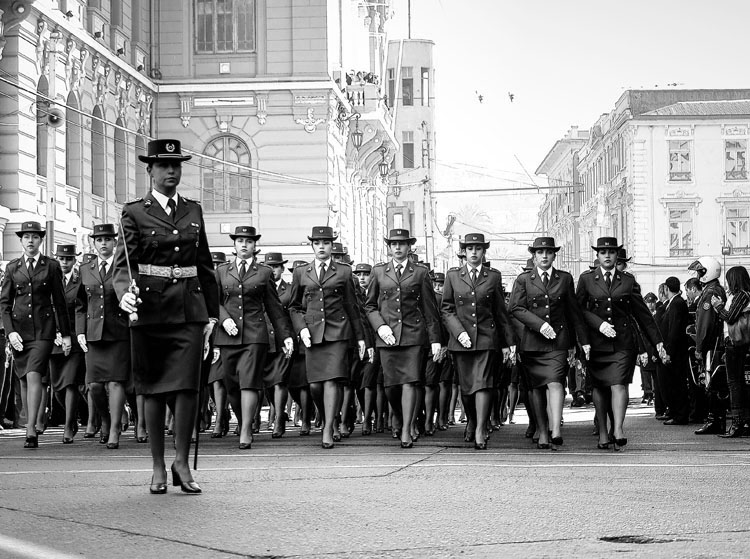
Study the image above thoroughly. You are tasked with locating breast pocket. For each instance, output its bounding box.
[143,227,169,248]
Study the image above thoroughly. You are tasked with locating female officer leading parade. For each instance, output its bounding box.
[576,237,665,450]
[441,233,512,449]
[114,139,219,494]
[289,226,365,449]
[509,237,590,449]
[365,229,442,449]
[0,221,72,448]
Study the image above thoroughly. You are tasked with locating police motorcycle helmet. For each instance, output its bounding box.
[687,256,721,284]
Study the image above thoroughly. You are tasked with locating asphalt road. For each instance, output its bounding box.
[1,400,749,558]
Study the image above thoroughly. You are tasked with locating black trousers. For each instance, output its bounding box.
[660,358,690,420]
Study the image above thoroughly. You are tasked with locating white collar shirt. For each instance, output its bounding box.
[151,190,180,216]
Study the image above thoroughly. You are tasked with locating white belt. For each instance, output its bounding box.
[138,264,198,279]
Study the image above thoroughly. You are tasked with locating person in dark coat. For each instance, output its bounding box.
[49,244,85,444]
[441,233,513,449]
[509,237,589,449]
[0,221,71,448]
[365,229,442,448]
[114,139,219,494]
[76,224,132,449]
[289,227,365,449]
[576,237,664,450]
[214,228,293,449]
[286,259,313,435]
[658,277,691,425]
[354,263,380,435]
[207,252,230,438]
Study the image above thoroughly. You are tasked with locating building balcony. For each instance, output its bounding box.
[345,82,395,140]
[669,247,694,257]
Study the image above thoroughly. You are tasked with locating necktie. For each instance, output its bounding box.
[100,261,108,282]
[470,268,477,285]
[239,260,247,281]
[167,198,177,222]
[542,271,549,287]
[26,258,34,274]
[605,271,612,289]
[318,262,326,284]
[396,264,403,280]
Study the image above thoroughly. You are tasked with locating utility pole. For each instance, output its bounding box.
[408,0,411,39]
[45,31,61,256]
[421,121,435,265]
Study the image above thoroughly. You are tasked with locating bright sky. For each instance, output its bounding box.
[390,0,749,181]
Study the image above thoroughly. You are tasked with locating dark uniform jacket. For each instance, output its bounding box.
[354,279,375,350]
[112,193,219,325]
[265,277,293,353]
[694,279,726,356]
[53,269,83,354]
[509,267,588,352]
[0,255,70,340]
[441,265,514,352]
[659,294,690,360]
[289,260,365,345]
[215,259,292,347]
[76,257,130,342]
[576,268,661,354]
[365,261,441,348]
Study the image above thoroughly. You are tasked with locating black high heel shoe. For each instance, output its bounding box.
[170,465,202,494]
[596,442,611,450]
[149,472,168,494]
[615,437,627,447]
[551,436,563,446]
[24,436,38,449]
[321,441,334,449]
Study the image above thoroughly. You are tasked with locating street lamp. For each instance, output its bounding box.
[378,146,390,180]
[339,110,362,150]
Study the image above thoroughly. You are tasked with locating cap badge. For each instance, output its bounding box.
[166,143,175,153]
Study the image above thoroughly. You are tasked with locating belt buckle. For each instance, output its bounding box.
[172,266,183,279]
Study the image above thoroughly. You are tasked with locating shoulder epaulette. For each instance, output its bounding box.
[373,262,387,268]
[447,266,461,271]
[124,198,143,205]
[621,270,633,277]
[580,269,595,275]
[181,196,198,204]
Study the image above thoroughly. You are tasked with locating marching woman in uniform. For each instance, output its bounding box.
[354,263,380,435]
[286,260,313,435]
[261,252,295,439]
[115,139,220,494]
[76,224,131,449]
[365,229,442,449]
[289,227,365,449]
[509,237,590,449]
[214,228,294,449]
[441,233,513,449]
[208,252,229,438]
[0,221,72,448]
[576,237,665,450]
[49,244,85,444]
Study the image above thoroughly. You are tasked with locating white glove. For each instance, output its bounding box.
[77,334,88,353]
[119,291,140,314]
[501,347,511,362]
[582,344,591,361]
[657,342,669,364]
[8,332,23,352]
[540,322,557,340]
[599,322,617,338]
[367,348,375,363]
[378,325,396,346]
[54,332,63,346]
[283,337,294,359]
[223,318,239,336]
[431,343,442,362]
[212,347,221,364]
[457,331,471,348]
[60,336,71,356]
[300,328,312,348]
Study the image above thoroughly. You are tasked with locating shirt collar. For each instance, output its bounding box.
[600,267,615,278]
[25,253,40,264]
[236,257,254,268]
[392,258,408,269]
[317,258,331,269]
[99,255,114,268]
[466,263,481,274]
[537,266,553,278]
[151,190,180,214]
[65,270,74,282]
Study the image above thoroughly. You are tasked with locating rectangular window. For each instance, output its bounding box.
[393,213,403,229]
[402,131,414,169]
[727,206,750,248]
[726,140,747,180]
[669,208,693,256]
[669,140,691,181]
[401,67,413,106]
[195,0,256,54]
[421,67,429,106]
[387,69,395,108]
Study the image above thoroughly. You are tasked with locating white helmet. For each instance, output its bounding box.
[687,256,721,284]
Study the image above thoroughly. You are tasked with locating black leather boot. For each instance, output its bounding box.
[719,418,745,438]
[695,415,725,435]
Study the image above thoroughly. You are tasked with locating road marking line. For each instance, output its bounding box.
[0,533,80,559]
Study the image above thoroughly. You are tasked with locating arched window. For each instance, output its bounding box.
[201,135,251,213]
[135,135,148,198]
[36,77,49,177]
[66,92,81,188]
[114,118,128,202]
[91,105,106,197]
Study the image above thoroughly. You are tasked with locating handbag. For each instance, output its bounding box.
[727,296,750,345]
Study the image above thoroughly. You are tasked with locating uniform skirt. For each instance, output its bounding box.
[222,343,269,391]
[131,324,203,395]
[439,356,454,384]
[86,340,131,384]
[49,352,85,391]
[424,357,440,387]
[207,354,224,384]
[13,340,53,379]
[349,348,365,388]
[379,345,424,387]
[306,340,349,383]
[521,350,568,389]
[588,350,637,388]
[263,350,291,387]
[453,350,497,395]
[288,348,308,388]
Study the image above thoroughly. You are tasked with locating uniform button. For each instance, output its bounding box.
[545,305,549,308]
[321,308,324,311]
[607,307,611,311]
[471,303,475,306]
[321,318,325,322]
[172,229,178,234]
[608,318,613,322]
[28,314,32,318]
[173,279,177,284]
[471,313,475,317]
[397,288,400,291]
[398,319,401,322]
[608,297,611,301]
[238,306,242,309]
[396,298,399,302]
[471,291,475,295]
[473,323,476,327]
[320,298,323,301]
[545,315,549,319]
[174,247,180,252]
